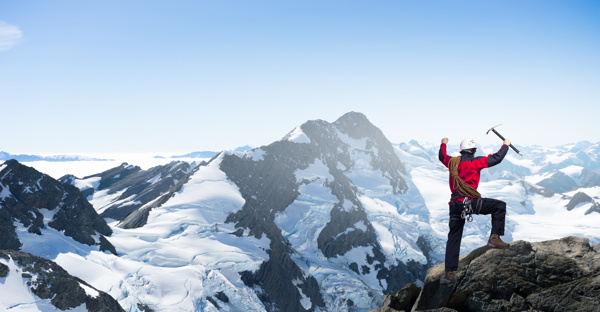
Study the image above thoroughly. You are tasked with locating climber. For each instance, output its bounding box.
[439,137,511,284]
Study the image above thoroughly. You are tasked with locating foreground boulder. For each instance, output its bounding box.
[373,236,600,312]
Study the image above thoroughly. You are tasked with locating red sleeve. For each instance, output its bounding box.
[438,144,450,168]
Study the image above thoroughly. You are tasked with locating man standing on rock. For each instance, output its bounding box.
[439,137,511,283]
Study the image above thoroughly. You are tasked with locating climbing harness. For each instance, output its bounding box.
[461,198,474,222]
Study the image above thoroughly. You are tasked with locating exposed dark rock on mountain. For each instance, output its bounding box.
[536,168,600,195]
[567,192,594,211]
[381,236,600,312]
[565,192,600,215]
[0,160,114,253]
[537,171,578,193]
[60,161,192,221]
[0,249,124,311]
[586,203,600,215]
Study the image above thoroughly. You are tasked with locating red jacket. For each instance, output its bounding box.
[438,143,508,198]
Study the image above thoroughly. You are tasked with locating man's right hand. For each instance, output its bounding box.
[442,138,449,144]
[504,139,511,146]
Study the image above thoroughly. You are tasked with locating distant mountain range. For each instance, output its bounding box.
[0,151,113,162]
[1,146,254,163]
[154,145,253,159]
[1,112,599,311]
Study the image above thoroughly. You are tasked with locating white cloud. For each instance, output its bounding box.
[0,20,23,51]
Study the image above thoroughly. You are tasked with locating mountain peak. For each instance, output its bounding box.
[336,111,369,123]
[333,111,380,140]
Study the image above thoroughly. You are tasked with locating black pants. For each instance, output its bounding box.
[444,197,507,272]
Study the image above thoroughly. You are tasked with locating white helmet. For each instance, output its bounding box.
[460,138,477,151]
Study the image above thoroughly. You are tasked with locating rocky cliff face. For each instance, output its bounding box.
[0,160,114,253]
[0,249,124,311]
[371,236,600,312]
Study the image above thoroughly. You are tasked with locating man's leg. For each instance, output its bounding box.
[445,203,465,275]
[473,198,509,248]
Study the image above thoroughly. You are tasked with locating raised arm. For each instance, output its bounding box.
[487,140,510,167]
[438,138,450,168]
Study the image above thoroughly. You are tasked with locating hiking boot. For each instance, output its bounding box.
[488,234,510,249]
[443,271,457,284]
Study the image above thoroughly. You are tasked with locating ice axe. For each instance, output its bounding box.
[486,124,523,157]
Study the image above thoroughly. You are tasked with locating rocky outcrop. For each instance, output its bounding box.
[0,249,124,311]
[374,236,600,312]
[537,171,578,194]
[369,283,421,312]
[565,192,600,215]
[0,160,114,253]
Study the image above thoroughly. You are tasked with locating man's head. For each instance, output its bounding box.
[460,138,477,155]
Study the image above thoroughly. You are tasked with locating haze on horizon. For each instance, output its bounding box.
[1,1,598,154]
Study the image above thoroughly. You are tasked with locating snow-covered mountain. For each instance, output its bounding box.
[55,112,441,311]
[2,112,600,312]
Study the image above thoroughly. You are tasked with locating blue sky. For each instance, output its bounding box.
[1,1,599,154]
